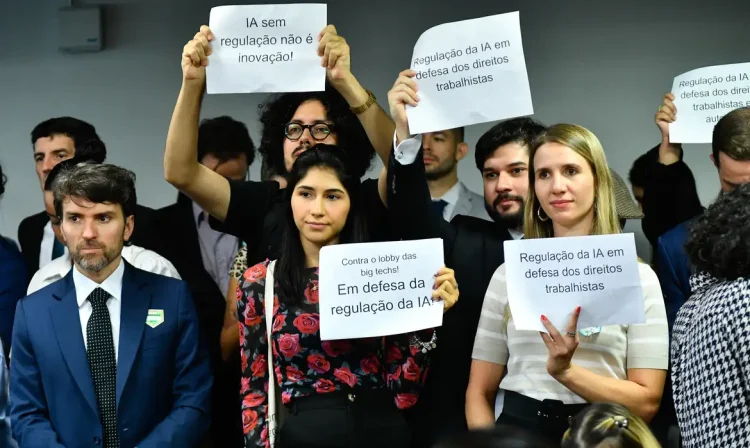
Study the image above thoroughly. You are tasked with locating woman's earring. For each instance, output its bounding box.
[537,206,549,222]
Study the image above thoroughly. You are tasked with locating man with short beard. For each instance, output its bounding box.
[418,128,490,221]
[386,112,542,446]
[26,156,180,294]
[10,163,212,448]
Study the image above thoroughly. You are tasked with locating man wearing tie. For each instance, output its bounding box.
[418,128,491,222]
[10,163,212,447]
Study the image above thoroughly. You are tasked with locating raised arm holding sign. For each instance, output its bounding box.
[206,4,327,94]
[669,62,750,143]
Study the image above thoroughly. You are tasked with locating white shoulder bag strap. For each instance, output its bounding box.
[264,260,281,446]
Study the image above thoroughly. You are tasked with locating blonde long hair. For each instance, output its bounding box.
[523,124,620,239]
[562,403,661,448]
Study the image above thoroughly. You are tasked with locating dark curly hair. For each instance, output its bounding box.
[686,183,750,280]
[197,115,255,166]
[258,81,375,179]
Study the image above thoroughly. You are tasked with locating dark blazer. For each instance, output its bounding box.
[17,205,159,276]
[17,211,47,277]
[639,145,703,261]
[10,261,212,448]
[152,193,242,447]
[0,236,26,359]
[656,221,693,332]
[388,145,512,446]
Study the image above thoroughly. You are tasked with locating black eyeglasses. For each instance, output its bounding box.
[284,122,334,141]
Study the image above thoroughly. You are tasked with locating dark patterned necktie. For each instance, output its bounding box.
[86,287,120,448]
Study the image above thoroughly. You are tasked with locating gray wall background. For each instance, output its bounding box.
[1,0,749,260]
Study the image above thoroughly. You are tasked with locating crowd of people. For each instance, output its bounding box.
[0,21,748,448]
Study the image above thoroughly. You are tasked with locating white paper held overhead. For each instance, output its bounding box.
[206,4,326,94]
[670,62,750,144]
[405,11,533,134]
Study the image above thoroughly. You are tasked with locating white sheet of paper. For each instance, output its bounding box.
[503,234,645,332]
[318,239,444,341]
[206,4,326,94]
[670,62,750,143]
[405,11,533,134]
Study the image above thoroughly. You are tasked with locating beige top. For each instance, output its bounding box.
[472,262,669,404]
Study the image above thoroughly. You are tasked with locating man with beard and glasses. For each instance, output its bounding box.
[420,128,490,221]
[26,156,180,295]
[386,68,546,447]
[10,163,212,448]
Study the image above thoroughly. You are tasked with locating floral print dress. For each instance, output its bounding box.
[237,260,433,448]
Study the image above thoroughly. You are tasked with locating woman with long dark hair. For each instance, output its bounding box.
[237,145,459,448]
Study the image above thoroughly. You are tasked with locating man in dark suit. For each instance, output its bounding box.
[18,118,158,277]
[656,106,750,330]
[386,71,546,446]
[155,116,254,447]
[10,162,212,448]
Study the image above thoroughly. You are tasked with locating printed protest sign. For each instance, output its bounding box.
[670,62,750,143]
[318,239,444,340]
[206,4,326,94]
[503,234,645,332]
[405,11,533,134]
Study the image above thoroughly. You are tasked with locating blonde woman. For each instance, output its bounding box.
[562,403,661,448]
[465,124,669,443]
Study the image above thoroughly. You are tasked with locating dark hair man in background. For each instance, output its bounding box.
[155,115,255,448]
[420,127,490,221]
[18,118,158,277]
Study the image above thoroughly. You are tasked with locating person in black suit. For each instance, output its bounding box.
[18,118,158,278]
[0,163,27,361]
[154,115,254,448]
[385,70,546,447]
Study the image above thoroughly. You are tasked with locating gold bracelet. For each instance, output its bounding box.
[350,89,376,115]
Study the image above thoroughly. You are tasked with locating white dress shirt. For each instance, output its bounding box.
[434,182,462,221]
[193,201,239,298]
[27,244,180,295]
[72,259,124,362]
[39,221,68,269]
[509,229,524,240]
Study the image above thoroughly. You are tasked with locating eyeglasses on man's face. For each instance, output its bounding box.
[283,122,334,141]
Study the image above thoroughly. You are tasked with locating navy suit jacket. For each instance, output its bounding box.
[10,261,212,448]
[656,221,693,332]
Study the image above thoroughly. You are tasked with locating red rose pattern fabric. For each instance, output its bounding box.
[238,260,433,447]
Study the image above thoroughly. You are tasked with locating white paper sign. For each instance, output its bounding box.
[503,234,645,333]
[405,11,533,134]
[206,4,326,94]
[670,62,750,143]
[319,239,444,341]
